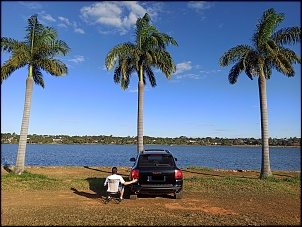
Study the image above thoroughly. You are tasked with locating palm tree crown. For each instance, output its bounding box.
[219,8,300,84]
[105,13,178,89]
[1,14,70,87]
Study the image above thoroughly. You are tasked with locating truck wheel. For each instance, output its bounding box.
[130,194,137,200]
[175,190,183,199]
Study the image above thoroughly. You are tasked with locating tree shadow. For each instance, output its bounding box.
[2,164,13,173]
[83,165,130,178]
[182,169,227,178]
[135,193,175,199]
[70,176,107,204]
[182,169,261,179]
[83,166,111,174]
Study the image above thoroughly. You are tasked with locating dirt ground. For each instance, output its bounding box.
[1,166,301,226]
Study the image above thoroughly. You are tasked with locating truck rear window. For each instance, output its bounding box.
[138,155,173,167]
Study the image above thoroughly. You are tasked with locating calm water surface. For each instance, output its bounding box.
[1,144,300,171]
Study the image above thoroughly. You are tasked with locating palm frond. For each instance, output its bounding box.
[154,50,176,78]
[144,66,156,87]
[272,27,301,45]
[113,66,122,84]
[1,59,27,83]
[48,40,71,57]
[1,48,29,82]
[262,63,272,79]
[219,45,253,66]
[228,61,245,84]
[105,42,134,70]
[252,8,284,49]
[38,59,68,76]
[32,64,45,88]
[121,74,130,90]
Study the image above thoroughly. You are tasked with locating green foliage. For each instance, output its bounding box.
[3,170,48,180]
[260,174,300,182]
[1,170,89,191]
[1,14,71,87]
[105,13,178,89]
[219,8,301,83]
[183,175,300,196]
[1,171,58,190]
[187,166,214,171]
[2,133,300,146]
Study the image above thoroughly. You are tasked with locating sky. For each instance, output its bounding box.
[1,1,301,139]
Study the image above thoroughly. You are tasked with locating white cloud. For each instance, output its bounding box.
[173,62,221,80]
[58,16,85,34]
[187,1,212,11]
[57,23,68,28]
[175,61,192,74]
[200,69,221,74]
[176,73,202,80]
[58,16,71,26]
[19,2,42,10]
[40,12,56,22]
[80,2,123,24]
[80,1,150,35]
[74,28,85,34]
[68,55,85,64]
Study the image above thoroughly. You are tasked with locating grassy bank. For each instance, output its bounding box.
[1,166,301,226]
[1,166,301,192]
[1,166,300,190]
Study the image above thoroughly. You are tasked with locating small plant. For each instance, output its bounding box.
[261,174,301,183]
[187,166,214,171]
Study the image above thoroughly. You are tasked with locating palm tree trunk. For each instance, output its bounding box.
[137,80,144,152]
[14,76,34,174]
[258,74,272,178]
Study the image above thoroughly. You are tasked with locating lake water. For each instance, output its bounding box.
[1,144,300,171]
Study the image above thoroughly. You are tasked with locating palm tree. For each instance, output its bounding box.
[219,8,301,178]
[105,13,178,152]
[1,14,71,174]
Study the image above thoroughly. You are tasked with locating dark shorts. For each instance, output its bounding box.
[119,184,124,192]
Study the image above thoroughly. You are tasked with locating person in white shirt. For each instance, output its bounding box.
[104,166,137,201]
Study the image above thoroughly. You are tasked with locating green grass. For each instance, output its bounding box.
[183,175,300,197]
[187,166,214,171]
[2,169,300,198]
[2,171,83,190]
[1,171,61,190]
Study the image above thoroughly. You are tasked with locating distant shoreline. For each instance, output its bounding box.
[2,143,300,148]
[2,133,300,147]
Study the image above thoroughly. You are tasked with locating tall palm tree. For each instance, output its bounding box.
[105,13,178,152]
[1,14,71,174]
[219,8,301,178]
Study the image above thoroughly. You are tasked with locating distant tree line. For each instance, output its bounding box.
[1,133,300,147]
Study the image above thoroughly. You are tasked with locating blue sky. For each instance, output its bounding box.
[1,1,301,139]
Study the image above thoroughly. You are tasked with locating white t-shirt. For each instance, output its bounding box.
[104,174,125,185]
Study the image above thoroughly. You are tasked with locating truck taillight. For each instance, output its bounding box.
[131,169,139,179]
[175,169,183,178]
